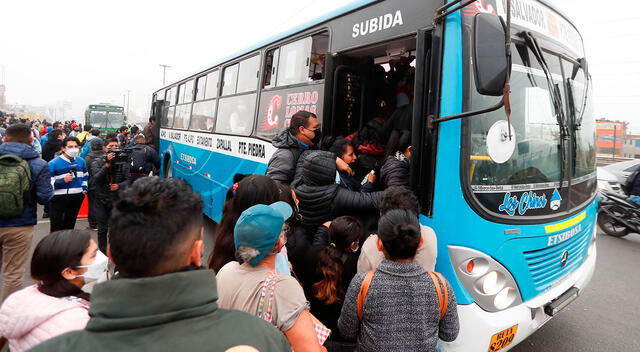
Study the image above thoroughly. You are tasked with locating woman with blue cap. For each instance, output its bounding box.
[216,202,327,352]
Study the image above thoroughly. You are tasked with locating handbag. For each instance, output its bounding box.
[258,271,332,345]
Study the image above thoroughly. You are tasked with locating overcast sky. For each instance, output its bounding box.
[2,0,639,131]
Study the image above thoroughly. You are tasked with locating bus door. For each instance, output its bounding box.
[324,36,420,180]
[323,55,366,138]
[150,97,163,151]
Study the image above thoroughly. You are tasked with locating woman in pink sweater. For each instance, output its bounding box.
[0,230,106,352]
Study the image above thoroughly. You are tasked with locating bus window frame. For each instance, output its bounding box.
[260,28,330,93]
[214,52,262,137]
[189,69,220,133]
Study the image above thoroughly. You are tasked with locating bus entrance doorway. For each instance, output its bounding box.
[323,35,430,184]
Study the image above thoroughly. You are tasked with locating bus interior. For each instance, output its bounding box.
[325,34,431,180]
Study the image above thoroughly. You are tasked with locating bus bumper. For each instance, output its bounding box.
[441,241,596,352]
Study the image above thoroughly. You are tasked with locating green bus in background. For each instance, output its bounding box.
[84,104,126,132]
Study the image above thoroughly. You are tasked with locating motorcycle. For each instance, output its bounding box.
[597,190,640,237]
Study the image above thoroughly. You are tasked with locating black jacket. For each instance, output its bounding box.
[380,154,410,188]
[90,157,131,205]
[85,150,105,192]
[42,138,61,162]
[294,151,381,229]
[266,130,309,184]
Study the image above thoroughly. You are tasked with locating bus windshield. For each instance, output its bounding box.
[469,41,565,187]
[106,112,125,128]
[465,35,596,218]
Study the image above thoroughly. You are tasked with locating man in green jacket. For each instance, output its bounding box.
[31,177,291,352]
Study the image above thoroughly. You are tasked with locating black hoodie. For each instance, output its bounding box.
[294,151,381,229]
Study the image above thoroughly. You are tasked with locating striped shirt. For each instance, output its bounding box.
[49,154,88,197]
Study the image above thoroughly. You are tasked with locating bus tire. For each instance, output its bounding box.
[597,205,629,237]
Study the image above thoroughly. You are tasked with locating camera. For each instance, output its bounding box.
[107,148,132,165]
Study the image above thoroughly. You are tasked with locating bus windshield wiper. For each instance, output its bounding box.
[518,31,569,140]
[519,31,568,192]
[569,59,590,130]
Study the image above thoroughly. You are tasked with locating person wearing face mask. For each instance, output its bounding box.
[0,230,105,352]
[296,216,364,345]
[266,110,321,185]
[329,138,376,193]
[48,137,88,232]
[31,177,290,352]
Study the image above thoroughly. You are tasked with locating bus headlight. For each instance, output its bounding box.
[449,246,523,312]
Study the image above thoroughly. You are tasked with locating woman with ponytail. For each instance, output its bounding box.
[337,209,460,352]
[297,216,363,340]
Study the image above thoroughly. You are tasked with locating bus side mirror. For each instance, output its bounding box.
[473,13,509,96]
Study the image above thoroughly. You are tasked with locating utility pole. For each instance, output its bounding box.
[612,124,617,159]
[126,89,131,119]
[159,64,171,85]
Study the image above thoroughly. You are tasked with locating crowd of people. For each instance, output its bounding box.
[0,105,459,351]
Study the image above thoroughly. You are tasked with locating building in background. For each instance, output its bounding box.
[622,134,640,159]
[596,119,627,158]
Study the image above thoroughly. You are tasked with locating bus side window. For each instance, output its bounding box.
[222,64,239,96]
[189,72,218,132]
[184,80,194,104]
[263,48,279,89]
[216,55,259,136]
[161,86,177,128]
[205,71,219,99]
[275,31,328,87]
[195,75,207,101]
[173,80,195,130]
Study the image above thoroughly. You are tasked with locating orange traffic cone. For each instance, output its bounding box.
[77,194,89,219]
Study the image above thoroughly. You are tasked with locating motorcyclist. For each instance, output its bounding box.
[627,167,640,206]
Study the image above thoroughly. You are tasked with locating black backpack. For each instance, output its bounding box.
[129,146,151,175]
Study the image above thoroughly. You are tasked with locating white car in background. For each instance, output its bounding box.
[597,167,625,195]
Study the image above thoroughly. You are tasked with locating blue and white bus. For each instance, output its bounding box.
[151,0,596,350]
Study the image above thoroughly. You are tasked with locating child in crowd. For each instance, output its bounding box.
[329,138,376,192]
[297,216,364,343]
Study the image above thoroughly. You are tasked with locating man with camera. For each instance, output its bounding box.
[90,138,131,253]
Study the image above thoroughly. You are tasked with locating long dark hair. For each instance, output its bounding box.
[313,216,363,305]
[378,209,421,260]
[31,230,92,300]
[209,174,280,272]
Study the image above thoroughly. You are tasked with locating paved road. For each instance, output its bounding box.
[5,213,640,351]
[512,230,640,352]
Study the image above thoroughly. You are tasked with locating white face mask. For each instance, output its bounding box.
[75,250,109,284]
[66,147,80,158]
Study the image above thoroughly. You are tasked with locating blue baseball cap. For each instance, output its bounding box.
[234,201,292,266]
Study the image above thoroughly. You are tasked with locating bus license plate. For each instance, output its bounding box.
[488,324,518,352]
